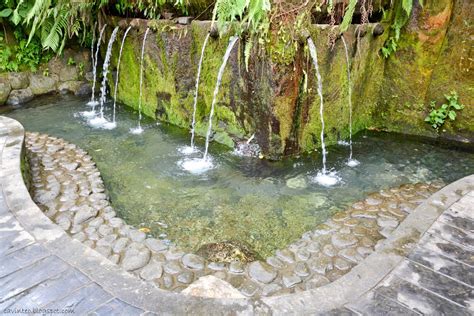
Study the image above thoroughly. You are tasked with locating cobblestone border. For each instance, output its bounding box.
[2,115,473,314]
[0,116,256,314]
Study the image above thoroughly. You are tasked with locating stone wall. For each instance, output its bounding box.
[105,18,388,159]
[105,0,472,159]
[376,0,473,142]
[0,48,93,106]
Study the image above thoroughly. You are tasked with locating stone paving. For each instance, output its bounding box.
[1,115,473,315]
[343,192,474,315]
[25,132,445,298]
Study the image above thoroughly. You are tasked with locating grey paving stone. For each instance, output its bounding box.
[394,260,473,307]
[346,290,419,315]
[438,212,474,234]
[418,234,474,267]
[44,283,113,314]
[408,246,474,287]
[0,230,35,256]
[324,307,360,315]
[92,298,144,315]
[0,243,50,278]
[429,222,474,250]
[0,255,69,301]
[4,269,91,310]
[376,276,471,316]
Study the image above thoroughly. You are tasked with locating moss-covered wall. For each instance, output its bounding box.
[377,0,473,141]
[104,1,472,159]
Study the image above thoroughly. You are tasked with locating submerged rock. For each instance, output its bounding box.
[196,240,259,263]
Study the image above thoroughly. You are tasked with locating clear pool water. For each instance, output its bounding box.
[4,95,474,257]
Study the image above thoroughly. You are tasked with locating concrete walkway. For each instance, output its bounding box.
[1,115,473,315]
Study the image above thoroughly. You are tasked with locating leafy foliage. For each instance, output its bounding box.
[425,91,464,131]
[381,0,421,59]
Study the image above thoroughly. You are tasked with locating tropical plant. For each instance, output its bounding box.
[425,91,464,131]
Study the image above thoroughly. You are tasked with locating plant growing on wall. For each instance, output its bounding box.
[425,91,464,131]
[381,0,423,59]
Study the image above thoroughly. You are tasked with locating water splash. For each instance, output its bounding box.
[87,24,107,108]
[307,37,340,186]
[131,27,150,135]
[112,26,132,126]
[341,36,359,168]
[180,36,238,174]
[203,36,239,160]
[188,33,210,153]
[91,26,119,130]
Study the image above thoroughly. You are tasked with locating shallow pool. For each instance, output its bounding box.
[4,94,474,257]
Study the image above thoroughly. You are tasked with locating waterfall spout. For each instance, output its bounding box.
[131,27,150,135]
[189,33,211,152]
[179,36,239,174]
[87,24,107,108]
[341,36,359,167]
[90,26,119,129]
[307,37,340,186]
[112,26,132,125]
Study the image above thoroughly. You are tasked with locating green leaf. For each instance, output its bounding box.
[448,111,456,120]
[0,9,13,18]
[340,0,357,32]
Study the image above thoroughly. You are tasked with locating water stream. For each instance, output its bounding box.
[130,27,150,135]
[307,37,340,186]
[341,36,359,167]
[112,26,132,125]
[179,36,239,173]
[182,33,210,155]
[89,26,119,129]
[86,24,107,109]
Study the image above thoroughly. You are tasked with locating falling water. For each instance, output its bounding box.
[307,37,340,186]
[203,36,239,160]
[90,26,119,129]
[86,24,107,109]
[341,36,360,167]
[184,33,211,155]
[112,26,132,125]
[179,36,239,173]
[130,28,150,135]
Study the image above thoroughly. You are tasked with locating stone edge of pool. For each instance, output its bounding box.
[1,115,473,314]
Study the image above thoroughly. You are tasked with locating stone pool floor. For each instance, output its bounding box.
[1,115,473,314]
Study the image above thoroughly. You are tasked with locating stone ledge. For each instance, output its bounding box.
[1,115,473,314]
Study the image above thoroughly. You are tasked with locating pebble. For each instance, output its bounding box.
[276,249,295,263]
[294,262,310,277]
[248,261,277,284]
[121,247,151,271]
[331,233,358,248]
[334,257,351,271]
[129,230,146,243]
[73,206,97,225]
[145,238,168,253]
[282,274,302,288]
[240,281,260,297]
[177,271,194,284]
[139,263,163,280]
[208,262,226,271]
[266,256,285,269]
[112,237,130,254]
[182,254,205,270]
[229,261,245,274]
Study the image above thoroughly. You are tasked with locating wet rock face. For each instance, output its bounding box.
[25,132,443,299]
